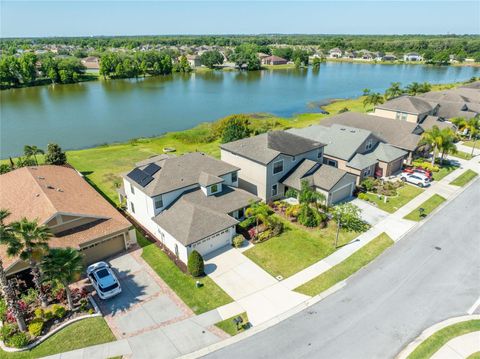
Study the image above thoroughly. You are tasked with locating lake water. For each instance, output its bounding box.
[1,62,479,157]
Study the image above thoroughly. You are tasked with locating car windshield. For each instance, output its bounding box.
[100,283,119,292]
[96,268,110,279]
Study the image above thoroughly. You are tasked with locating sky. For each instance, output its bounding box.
[1,1,479,38]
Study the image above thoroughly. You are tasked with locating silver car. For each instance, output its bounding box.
[86,262,122,300]
[400,173,430,188]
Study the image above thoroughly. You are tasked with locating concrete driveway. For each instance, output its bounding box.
[351,197,389,225]
[97,249,191,338]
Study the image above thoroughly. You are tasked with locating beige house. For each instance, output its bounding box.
[373,96,439,124]
[0,166,135,277]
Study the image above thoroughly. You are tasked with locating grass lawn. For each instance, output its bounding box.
[362,184,424,213]
[432,164,458,181]
[461,140,479,149]
[244,216,361,278]
[137,233,232,314]
[406,320,480,359]
[214,312,249,336]
[403,194,446,221]
[450,169,479,187]
[467,352,480,359]
[450,150,473,160]
[0,317,115,359]
[294,233,393,296]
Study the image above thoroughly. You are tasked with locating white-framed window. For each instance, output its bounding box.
[130,183,135,194]
[273,160,284,175]
[210,184,219,193]
[365,139,373,151]
[271,184,278,196]
[231,172,238,182]
[155,196,163,209]
[130,202,135,213]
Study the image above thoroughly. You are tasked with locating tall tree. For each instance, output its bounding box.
[421,125,443,165]
[384,82,403,100]
[245,201,271,235]
[298,180,326,211]
[200,50,224,69]
[331,203,369,247]
[363,92,384,110]
[438,128,457,163]
[405,82,421,96]
[23,145,44,165]
[44,143,67,165]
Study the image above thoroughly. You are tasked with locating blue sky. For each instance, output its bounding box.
[1,1,479,37]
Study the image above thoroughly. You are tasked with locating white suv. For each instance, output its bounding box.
[400,173,430,187]
[87,262,122,300]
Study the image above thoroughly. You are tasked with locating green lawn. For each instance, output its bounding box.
[450,169,479,187]
[295,233,393,296]
[244,216,361,278]
[450,150,473,160]
[403,194,446,221]
[432,164,458,181]
[214,312,249,336]
[137,233,232,314]
[461,140,478,149]
[0,317,115,359]
[467,352,480,359]
[362,184,424,213]
[407,320,480,359]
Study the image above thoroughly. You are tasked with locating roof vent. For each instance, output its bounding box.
[46,185,55,190]
[35,193,40,197]
[37,176,45,180]
[57,188,63,192]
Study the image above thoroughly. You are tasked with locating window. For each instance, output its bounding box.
[231,172,238,182]
[317,150,323,159]
[292,156,296,161]
[273,160,284,175]
[155,196,163,209]
[130,202,135,213]
[324,158,338,167]
[401,113,408,121]
[210,184,218,193]
[271,184,278,196]
[130,183,135,194]
[363,168,372,177]
[365,139,373,151]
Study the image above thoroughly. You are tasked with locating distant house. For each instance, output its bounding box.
[343,51,356,59]
[373,96,439,124]
[81,56,100,70]
[329,48,343,58]
[382,54,397,61]
[186,55,201,68]
[261,55,288,66]
[404,53,423,61]
[257,52,270,60]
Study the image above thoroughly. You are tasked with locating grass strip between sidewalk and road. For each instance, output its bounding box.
[450,169,478,187]
[137,232,233,314]
[450,150,473,161]
[214,312,249,336]
[294,233,393,297]
[0,317,115,359]
[403,194,446,221]
[406,320,480,359]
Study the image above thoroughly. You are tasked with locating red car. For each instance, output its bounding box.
[402,166,433,179]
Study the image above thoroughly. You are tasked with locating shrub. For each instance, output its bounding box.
[0,299,7,320]
[361,177,377,192]
[43,310,53,321]
[232,235,244,248]
[0,323,17,340]
[6,332,29,348]
[79,298,89,312]
[52,304,66,319]
[187,250,204,277]
[21,288,38,306]
[411,160,439,172]
[286,204,301,218]
[285,188,298,199]
[28,318,44,337]
[238,216,256,230]
[34,308,44,319]
[298,204,319,227]
[247,227,257,239]
[338,107,350,113]
[256,229,272,243]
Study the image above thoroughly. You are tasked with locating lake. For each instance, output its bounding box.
[1,62,479,157]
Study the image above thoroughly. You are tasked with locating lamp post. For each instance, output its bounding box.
[335,213,341,248]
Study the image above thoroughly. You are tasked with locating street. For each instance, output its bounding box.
[205,179,480,359]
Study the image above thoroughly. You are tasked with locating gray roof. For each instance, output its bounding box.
[220,131,325,165]
[420,90,471,103]
[288,124,372,161]
[370,143,407,163]
[420,116,457,131]
[376,96,436,115]
[320,112,423,151]
[123,152,239,196]
[460,81,480,90]
[347,153,378,170]
[198,172,223,187]
[153,186,259,246]
[281,159,353,191]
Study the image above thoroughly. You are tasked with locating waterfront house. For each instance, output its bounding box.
[261,55,288,66]
[373,96,439,124]
[328,48,343,58]
[81,56,100,70]
[403,52,423,61]
[120,153,258,263]
[186,54,201,68]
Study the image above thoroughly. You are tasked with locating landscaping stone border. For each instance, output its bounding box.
[0,295,101,353]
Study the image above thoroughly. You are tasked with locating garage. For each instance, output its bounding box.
[388,157,404,176]
[80,234,126,265]
[189,226,234,257]
[330,182,355,204]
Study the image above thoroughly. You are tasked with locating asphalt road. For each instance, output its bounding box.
[205,179,480,359]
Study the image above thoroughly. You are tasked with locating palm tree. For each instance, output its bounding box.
[421,126,443,165]
[439,128,457,163]
[23,145,44,166]
[405,82,421,96]
[0,210,27,332]
[8,219,52,307]
[41,248,84,310]
[245,201,271,235]
[299,180,326,211]
[418,82,432,94]
[362,88,371,96]
[384,82,403,100]
[363,92,384,110]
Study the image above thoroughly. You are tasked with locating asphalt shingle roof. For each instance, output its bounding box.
[376,96,436,114]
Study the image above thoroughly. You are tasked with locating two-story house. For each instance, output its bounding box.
[120,152,259,263]
[373,96,439,124]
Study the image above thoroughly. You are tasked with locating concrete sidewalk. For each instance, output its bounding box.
[431,331,480,359]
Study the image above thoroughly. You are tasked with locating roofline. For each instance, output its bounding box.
[315,172,352,191]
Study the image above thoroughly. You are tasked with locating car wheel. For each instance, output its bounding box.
[401,177,407,182]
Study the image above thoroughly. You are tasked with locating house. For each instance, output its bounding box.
[80,56,100,70]
[357,50,375,61]
[404,52,423,61]
[220,131,354,204]
[382,54,397,61]
[120,152,258,263]
[261,55,288,66]
[373,96,439,124]
[0,166,135,277]
[289,125,407,183]
[328,48,343,58]
[343,51,356,59]
[257,52,270,60]
[320,112,425,164]
[186,55,201,68]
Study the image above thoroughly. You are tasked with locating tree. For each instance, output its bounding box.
[245,201,271,235]
[8,219,52,307]
[200,50,224,69]
[384,82,403,100]
[438,128,457,163]
[362,88,371,96]
[23,145,44,166]
[41,248,84,310]
[312,57,322,70]
[363,92,384,110]
[18,53,37,84]
[44,143,67,165]
[231,44,261,71]
[173,55,191,73]
[187,250,204,277]
[0,210,27,332]
[272,47,293,61]
[405,82,421,96]
[220,116,251,143]
[331,203,369,247]
[418,82,432,94]
[292,49,309,65]
[421,126,443,165]
[298,180,325,210]
[298,204,319,227]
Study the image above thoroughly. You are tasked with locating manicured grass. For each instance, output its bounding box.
[137,233,232,314]
[403,194,446,221]
[432,164,458,181]
[1,317,115,359]
[244,216,361,278]
[450,169,478,187]
[450,150,473,160]
[362,184,424,213]
[214,312,249,336]
[461,140,478,149]
[467,352,480,359]
[406,320,480,359]
[294,233,393,296]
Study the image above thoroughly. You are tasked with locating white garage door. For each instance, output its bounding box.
[331,183,354,204]
[191,227,232,257]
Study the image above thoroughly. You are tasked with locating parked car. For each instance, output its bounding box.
[86,262,121,300]
[403,166,432,179]
[400,173,431,187]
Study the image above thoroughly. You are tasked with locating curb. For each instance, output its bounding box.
[395,315,480,359]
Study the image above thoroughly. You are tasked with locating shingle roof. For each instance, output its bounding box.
[420,116,457,131]
[198,172,224,187]
[460,81,480,90]
[288,124,372,161]
[347,153,378,170]
[370,143,408,163]
[376,96,436,114]
[220,131,325,165]
[420,90,471,103]
[320,112,422,151]
[123,152,239,196]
